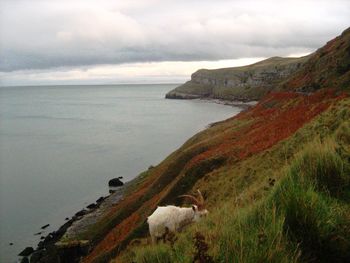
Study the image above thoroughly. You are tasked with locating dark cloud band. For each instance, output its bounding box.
[0,0,349,72]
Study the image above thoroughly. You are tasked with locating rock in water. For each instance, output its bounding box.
[18,247,34,256]
[108,178,124,187]
[41,224,50,230]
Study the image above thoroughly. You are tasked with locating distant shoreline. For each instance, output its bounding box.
[196,98,258,109]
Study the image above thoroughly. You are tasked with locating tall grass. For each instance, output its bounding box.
[287,140,349,197]
[133,244,173,263]
[271,140,350,262]
[127,138,350,263]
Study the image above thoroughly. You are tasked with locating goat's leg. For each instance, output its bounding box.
[162,227,169,243]
[151,235,156,244]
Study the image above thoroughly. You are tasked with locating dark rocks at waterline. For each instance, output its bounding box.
[43,233,54,244]
[19,247,34,256]
[9,242,13,246]
[41,224,50,230]
[165,92,201,100]
[32,217,78,262]
[34,231,42,236]
[37,241,44,250]
[75,209,88,217]
[86,203,97,209]
[30,249,45,263]
[96,196,106,204]
[108,177,124,187]
[65,217,69,221]
[23,191,115,262]
[21,257,29,263]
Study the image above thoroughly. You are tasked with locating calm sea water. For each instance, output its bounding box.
[0,84,240,262]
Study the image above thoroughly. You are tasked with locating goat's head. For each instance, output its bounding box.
[179,189,208,221]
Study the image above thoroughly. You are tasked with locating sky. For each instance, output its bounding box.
[0,0,349,86]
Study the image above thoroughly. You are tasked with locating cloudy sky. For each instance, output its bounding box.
[0,0,349,86]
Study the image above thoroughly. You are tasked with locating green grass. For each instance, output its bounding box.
[105,98,350,263]
[125,134,350,263]
[110,98,350,263]
[271,143,350,262]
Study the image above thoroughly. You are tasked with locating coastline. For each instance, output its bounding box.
[196,98,258,109]
[16,96,240,263]
[9,26,350,263]
[165,91,258,109]
[19,186,125,263]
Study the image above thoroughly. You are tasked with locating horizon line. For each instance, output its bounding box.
[0,82,183,88]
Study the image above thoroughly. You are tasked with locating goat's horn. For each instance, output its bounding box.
[178,195,200,206]
[197,189,205,205]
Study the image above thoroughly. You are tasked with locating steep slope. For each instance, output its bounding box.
[125,96,350,263]
[281,27,350,93]
[82,90,347,263]
[50,28,350,263]
[166,56,309,101]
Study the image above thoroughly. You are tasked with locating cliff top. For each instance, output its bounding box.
[194,55,310,75]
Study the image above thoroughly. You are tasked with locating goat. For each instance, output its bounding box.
[147,190,208,243]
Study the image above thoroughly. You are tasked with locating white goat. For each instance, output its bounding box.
[147,190,208,243]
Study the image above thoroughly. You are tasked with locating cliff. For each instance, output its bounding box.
[166,56,309,101]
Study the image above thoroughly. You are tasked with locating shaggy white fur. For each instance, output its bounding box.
[147,205,208,243]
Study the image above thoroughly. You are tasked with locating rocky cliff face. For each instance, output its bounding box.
[166,56,309,101]
[192,59,301,88]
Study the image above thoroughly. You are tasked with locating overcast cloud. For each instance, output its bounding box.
[0,0,349,85]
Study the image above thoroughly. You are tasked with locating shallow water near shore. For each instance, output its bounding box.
[0,84,240,262]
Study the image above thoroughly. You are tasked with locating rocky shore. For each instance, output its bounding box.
[196,98,258,109]
[18,186,125,263]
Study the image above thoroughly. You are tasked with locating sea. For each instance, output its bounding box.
[0,84,240,262]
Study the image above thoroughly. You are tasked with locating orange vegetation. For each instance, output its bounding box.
[83,89,346,262]
[187,89,343,167]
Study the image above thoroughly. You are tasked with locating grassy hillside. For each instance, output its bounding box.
[281,27,350,93]
[80,90,349,263]
[73,28,350,263]
[122,98,350,263]
[166,56,309,101]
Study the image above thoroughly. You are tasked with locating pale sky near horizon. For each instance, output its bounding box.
[0,0,349,86]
